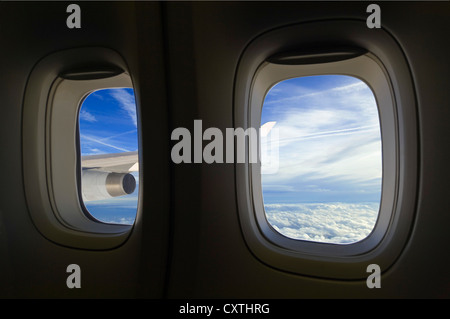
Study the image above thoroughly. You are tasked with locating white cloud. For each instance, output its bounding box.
[80,134,131,152]
[79,109,97,122]
[84,148,102,155]
[261,76,382,195]
[110,88,137,128]
[99,216,136,225]
[98,129,137,142]
[262,184,296,192]
[264,81,367,108]
[265,202,379,244]
[84,195,139,226]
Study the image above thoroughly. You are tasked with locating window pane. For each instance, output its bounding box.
[79,88,139,225]
[261,75,382,244]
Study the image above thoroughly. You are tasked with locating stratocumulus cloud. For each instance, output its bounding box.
[264,202,379,244]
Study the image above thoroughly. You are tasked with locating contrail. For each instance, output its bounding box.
[98,129,136,142]
[264,81,367,106]
[273,125,379,144]
[80,134,131,152]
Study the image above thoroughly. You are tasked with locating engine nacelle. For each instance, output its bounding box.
[81,169,136,201]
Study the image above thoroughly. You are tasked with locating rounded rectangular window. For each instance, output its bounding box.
[79,88,139,225]
[235,21,418,279]
[261,75,382,244]
[22,47,142,249]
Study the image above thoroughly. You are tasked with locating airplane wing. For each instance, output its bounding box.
[81,151,139,173]
[80,151,139,201]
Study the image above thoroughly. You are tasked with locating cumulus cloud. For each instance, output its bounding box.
[265,202,379,244]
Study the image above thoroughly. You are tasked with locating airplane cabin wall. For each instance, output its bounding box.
[165,2,450,298]
[0,2,169,298]
[0,1,449,298]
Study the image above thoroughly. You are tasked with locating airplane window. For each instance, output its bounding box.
[261,75,382,244]
[79,88,139,225]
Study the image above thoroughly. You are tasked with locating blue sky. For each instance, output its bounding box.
[79,88,138,155]
[260,75,382,243]
[79,88,139,224]
[78,78,382,242]
[261,75,382,204]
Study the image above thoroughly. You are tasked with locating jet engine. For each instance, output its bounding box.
[81,169,136,201]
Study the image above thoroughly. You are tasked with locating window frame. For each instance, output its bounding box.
[23,47,141,250]
[234,20,418,279]
[251,54,393,255]
[51,75,137,231]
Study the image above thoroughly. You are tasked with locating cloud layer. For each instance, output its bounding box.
[261,76,382,244]
[265,202,379,244]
